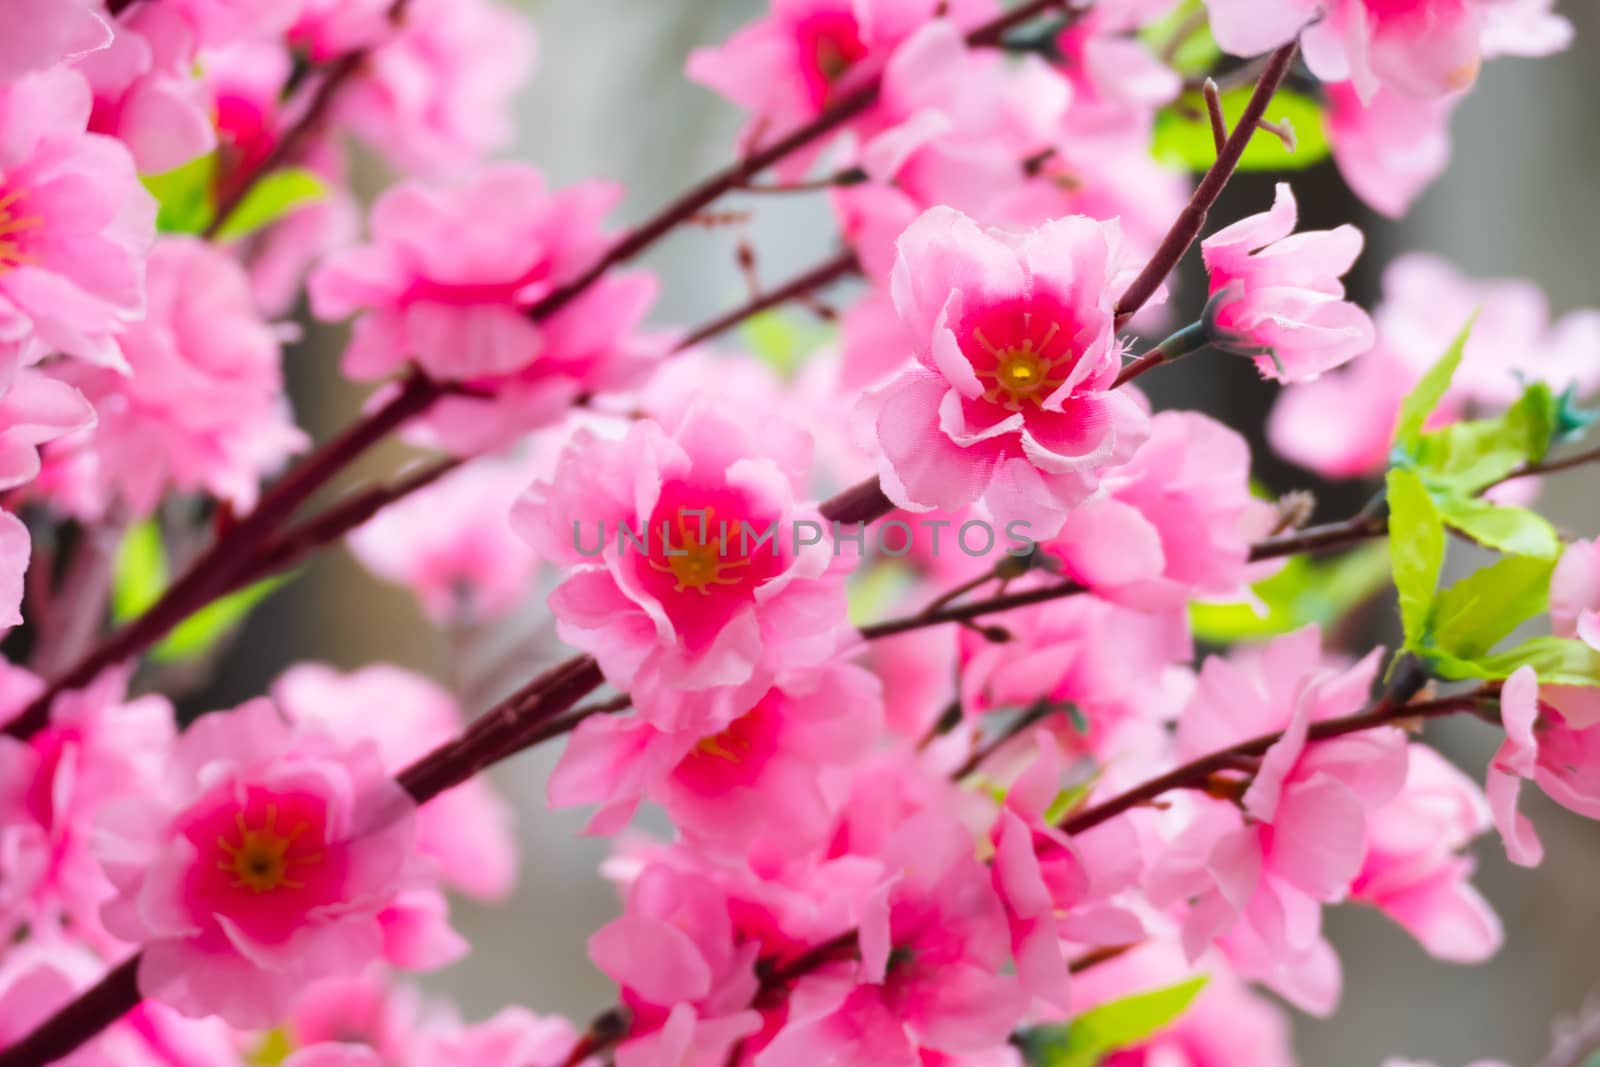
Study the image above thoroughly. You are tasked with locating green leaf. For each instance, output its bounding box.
[142,153,218,235]
[1190,544,1391,643]
[1433,494,1560,560]
[1412,382,1558,491]
[1392,316,1474,455]
[213,168,328,241]
[742,311,833,379]
[111,521,170,623]
[1152,87,1329,173]
[1471,636,1600,687]
[1387,467,1446,649]
[1430,554,1555,660]
[1016,977,1209,1067]
[152,574,291,663]
[1137,1,1219,77]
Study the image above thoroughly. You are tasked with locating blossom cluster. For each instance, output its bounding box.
[1,2,1597,1067]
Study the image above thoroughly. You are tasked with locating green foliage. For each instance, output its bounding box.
[1015,977,1209,1067]
[1433,494,1559,560]
[1392,317,1472,455]
[1411,383,1557,491]
[1472,637,1600,687]
[1429,555,1555,660]
[111,521,289,663]
[1387,467,1446,650]
[1190,544,1391,643]
[142,154,326,239]
[112,521,170,623]
[153,574,291,663]
[742,311,834,379]
[1137,1,1219,77]
[1152,87,1329,172]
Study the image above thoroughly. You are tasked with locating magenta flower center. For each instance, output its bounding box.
[647,506,756,596]
[0,184,42,272]
[962,301,1082,411]
[216,802,324,894]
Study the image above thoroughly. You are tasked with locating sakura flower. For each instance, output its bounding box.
[284,969,454,1067]
[418,1007,581,1067]
[0,514,25,628]
[1325,81,1456,220]
[589,866,762,1067]
[36,237,305,519]
[513,404,850,728]
[1201,183,1374,383]
[686,0,997,175]
[0,0,110,80]
[548,663,881,841]
[0,665,175,948]
[310,164,662,453]
[1487,670,1600,868]
[0,359,96,493]
[1352,744,1502,963]
[861,205,1148,537]
[758,813,1025,1067]
[273,662,519,900]
[0,68,155,371]
[1044,410,1278,609]
[1150,626,1404,1015]
[332,0,537,177]
[989,735,1144,1010]
[1204,0,1571,102]
[95,699,438,1027]
[79,5,215,175]
[348,455,540,625]
[165,0,303,47]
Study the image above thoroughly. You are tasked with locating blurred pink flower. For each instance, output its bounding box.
[0,68,155,371]
[1202,183,1374,383]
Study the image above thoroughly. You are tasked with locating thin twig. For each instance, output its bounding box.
[1202,78,1228,154]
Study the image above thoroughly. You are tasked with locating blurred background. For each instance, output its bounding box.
[200,2,1600,1064]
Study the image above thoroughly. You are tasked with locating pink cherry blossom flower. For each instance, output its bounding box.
[310,164,661,452]
[165,0,303,47]
[0,68,155,371]
[95,699,436,1027]
[0,514,25,628]
[348,455,540,625]
[1325,81,1457,220]
[0,0,110,80]
[1052,1,1181,153]
[79,6,216,175]
[285,970,453,1066]
[419,1007,582,1067]
[989,735,1144,1010]
[1044,410,1278,609]
[513,404,850,728]
[758,813,1024,1067]
[686,0,997,177]
[861,205,1148,537]
[1201,183,1374,383]
[273,662,519,900]
[1352,744,1502,963]
[1150,627,1404,1015]
[590,866,762,1067]
[1205,0,1570,102]
[1,359,96,493]
[332,0,537,177]
[0,665,175,948]
[36,236,306,520]
[549,663,881,841]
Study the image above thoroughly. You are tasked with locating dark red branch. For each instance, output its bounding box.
[675,251,859,352]
[0,958,140,1067]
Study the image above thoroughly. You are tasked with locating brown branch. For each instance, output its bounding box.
[0,957,140,1067]
[1113,42,1299,327]
[1,374,444,741]
[675,250,859,352]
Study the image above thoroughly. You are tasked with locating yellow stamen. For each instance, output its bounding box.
[216,803,321,893]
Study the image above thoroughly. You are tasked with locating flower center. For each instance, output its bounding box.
[217,804,322,894]
[0,185,42,273]
[649,507,753,595]
[973,320,1069,409]
[695,721,755,764]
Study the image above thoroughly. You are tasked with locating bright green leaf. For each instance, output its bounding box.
[1430,554,1555,660]
[1393,316,1474,455]
[1015,977,1209,1067]
[1042,778,1096,825]
[742,311,833,379]
[152,574,291,663]
[111,521,170,623]
[1153,87,1329,172]
[1387,468,1446,649]
[142,153,218,235]
[1412,382,1558,492]
[1137,1,1219,77]
[214,168,328,241]
[1434,494,1560,560]
[1471,636,1600,687]
[1191,544,1391,643]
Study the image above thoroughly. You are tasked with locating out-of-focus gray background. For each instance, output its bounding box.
[218,2,1600,1063]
